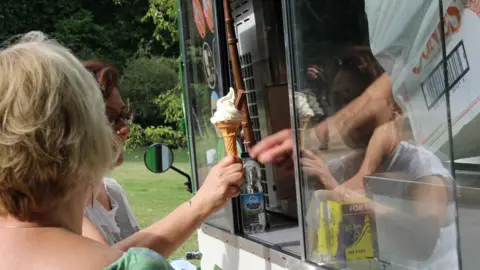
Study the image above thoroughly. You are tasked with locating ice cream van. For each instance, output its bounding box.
[146,0,480,269]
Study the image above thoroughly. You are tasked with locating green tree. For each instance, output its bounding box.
[0,0,160,69]
[53,9,116,62]
[120,56,179,127]
[155,88,183,126]
[142,0,178,50]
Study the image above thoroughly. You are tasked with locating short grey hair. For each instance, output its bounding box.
[0,31,121,221]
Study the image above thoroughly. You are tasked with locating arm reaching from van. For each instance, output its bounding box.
[111,156,244,258]
[312,73,394,148]
[250,73,393,163]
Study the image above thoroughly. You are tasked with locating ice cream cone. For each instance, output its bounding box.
[216,120,241,156]
[298,117,311,148]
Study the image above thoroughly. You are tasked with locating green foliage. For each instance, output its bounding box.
[0,0,161,69]
[155,88,183,125]
[124,122,148,151]
[142,0,178,49]
[120,56,179,127]
[0,0,81,42]
[126,121,187,150]
[121,56,186,150]
[1,0,184,150]
[53,9,114,62]
[145,126,186,149]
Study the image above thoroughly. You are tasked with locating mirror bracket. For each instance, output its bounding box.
[144,143,192,194]
[171,166,193,193]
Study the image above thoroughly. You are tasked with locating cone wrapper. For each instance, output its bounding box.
[298,117,311,148]
[216,120,241,156]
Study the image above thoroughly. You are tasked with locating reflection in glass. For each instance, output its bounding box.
[290,0,459,269]
[144,144,174,173]
[181,0,235,231]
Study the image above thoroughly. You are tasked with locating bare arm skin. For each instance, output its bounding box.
[251,73,395,175]
[84,156,244,258]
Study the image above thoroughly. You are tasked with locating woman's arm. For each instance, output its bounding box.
[251,73,394,168]
[342,110,404,190]
[311,72,394,148]
[82,193,208,258]
[112,156,244,258]
[112,199,206,258]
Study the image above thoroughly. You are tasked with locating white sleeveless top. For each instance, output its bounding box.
[85,178,140,245]
[307,142,458,269]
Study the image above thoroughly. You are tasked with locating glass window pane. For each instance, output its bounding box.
[445,1,480,269]
[220,0,301,255]
[289,0,461,268]
[180,0,234,231]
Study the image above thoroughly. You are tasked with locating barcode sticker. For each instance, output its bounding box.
[421,41,470,110]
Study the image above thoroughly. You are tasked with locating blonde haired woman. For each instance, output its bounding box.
[0,32,243,269]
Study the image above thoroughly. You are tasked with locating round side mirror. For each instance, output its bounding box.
[144,143,174,173]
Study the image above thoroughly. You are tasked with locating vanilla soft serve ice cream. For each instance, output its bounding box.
[301,89,324,118]
[210,87,244,156]
[210,87,244,124]
[295,92,314,119]
[295,92,314,148]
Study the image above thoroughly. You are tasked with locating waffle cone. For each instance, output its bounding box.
[298,117,311,148]
[216,121,241,156]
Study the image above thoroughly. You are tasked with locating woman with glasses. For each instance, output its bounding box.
[81,61,245,261]
[81,61,140,245]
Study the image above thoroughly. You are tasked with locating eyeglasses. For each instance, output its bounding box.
[107,110,134,127]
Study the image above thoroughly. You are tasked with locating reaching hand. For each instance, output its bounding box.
[192,156,244,217]
[249,129,295,169]
[250,73,395,174]
[300,149,338,189]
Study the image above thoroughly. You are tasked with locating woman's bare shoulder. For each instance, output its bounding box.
[0,228,122,270]
[56,231,123,269]
[76,237,123,268]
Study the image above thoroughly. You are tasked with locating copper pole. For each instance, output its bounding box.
[223,0,256,150]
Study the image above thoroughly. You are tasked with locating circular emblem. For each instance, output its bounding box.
[202,42,216,89]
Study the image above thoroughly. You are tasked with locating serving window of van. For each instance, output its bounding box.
[180,0,480,268]
[179,0,238,232]
[289,1,462,268]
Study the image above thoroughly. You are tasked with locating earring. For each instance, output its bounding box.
[90,183,95,209]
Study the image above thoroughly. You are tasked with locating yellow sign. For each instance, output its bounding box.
[317,200,375,261]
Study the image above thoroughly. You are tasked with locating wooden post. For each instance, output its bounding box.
[223,0,256,150]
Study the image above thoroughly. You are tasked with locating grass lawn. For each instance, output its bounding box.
[108,147,199,262]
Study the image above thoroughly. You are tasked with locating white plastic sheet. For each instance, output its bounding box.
[366,0,480,154]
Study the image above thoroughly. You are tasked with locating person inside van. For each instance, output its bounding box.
[250,46,457,269]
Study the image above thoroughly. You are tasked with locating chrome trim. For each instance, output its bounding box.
[280,0,307,260]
